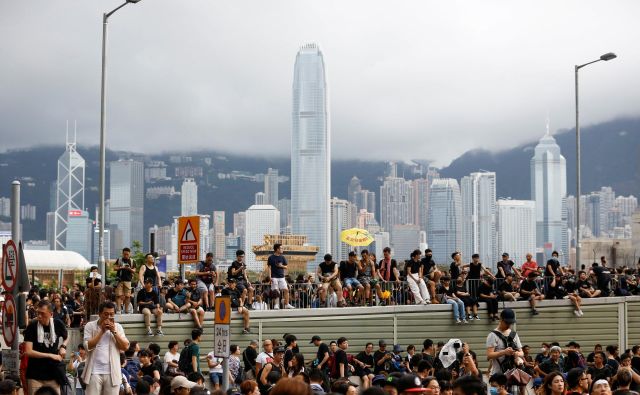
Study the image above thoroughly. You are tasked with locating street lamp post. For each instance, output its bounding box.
[98,0,143,280]
[574,52,616,271]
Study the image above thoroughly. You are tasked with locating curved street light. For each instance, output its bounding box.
[574,52,617,271]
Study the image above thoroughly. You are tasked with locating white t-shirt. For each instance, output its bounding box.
[256,351,274,367]
[485,327,522,375]
[92,331,113,374]
[251,301,268,310]
[207,352,223,373]
[164,351,180,372]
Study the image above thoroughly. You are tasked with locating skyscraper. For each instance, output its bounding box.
[354,190,376,219]
[109,159,144,249]
[530,130,568,264]
[66,210,92,261]
[461,172,497,269]
[181,178,198,216]
[212,211,226,260]
[255,192,266,205]
[380,177,413,233]
[54,131,85,251]
[264,168,279,206]
[428,178,462,264]
[291,43,330,269]
[348,176,362,205]
[391,224,421,260]
[496,200,536,265]
[245,205,280,271]
[330,197,356,261]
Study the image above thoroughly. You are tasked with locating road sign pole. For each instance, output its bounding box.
[222,357,229,392]
[10,181,20,351]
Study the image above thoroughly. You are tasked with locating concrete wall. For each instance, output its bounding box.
[116,296,640,370]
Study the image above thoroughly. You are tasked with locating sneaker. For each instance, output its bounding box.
[473,315,479,320]
[463,319,469,324]
[146,329,154,336]
[574,309,581,317]
[285,304,296,309]
[242,328,251,334]
[466,315,473,321]
[156,329,164,336]
[455,319,463,325]
[532,309,539,316]
[273,304,280,310]
[579,309,584,316]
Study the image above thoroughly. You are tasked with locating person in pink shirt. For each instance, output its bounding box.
[521,253,539,278]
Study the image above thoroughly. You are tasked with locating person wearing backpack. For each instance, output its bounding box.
[179,329,203,375]
[486,308,524,376]
[68,344,87,395]
[257,346,285,394]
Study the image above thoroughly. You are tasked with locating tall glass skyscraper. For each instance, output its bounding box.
[461,171,497,269]
[110,159,144,250]
[54,132,85,251]
[530,130,568,264]
[291,43,330,269]
[427,178,462,264]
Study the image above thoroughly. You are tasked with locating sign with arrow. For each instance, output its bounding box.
[178,216,200,264]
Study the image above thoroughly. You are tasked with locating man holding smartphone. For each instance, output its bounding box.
[82,301,130,395]
[227,250,254,308]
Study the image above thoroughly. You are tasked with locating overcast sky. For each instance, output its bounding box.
[1,1,638,166]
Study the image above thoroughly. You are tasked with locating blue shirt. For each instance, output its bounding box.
[268,254,287,278]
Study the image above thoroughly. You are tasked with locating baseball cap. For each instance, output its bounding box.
[397,374,425,392]
[500,308,517,324]
[170,376,201,391]
[379,339,387,346]
[393,344,404,353]
[372,375,388,386]
[274,346,286,354]
[502,252,509,257]
[310,335,321,343]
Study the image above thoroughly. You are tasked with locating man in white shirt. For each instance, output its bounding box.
[163,341,181,373]
[82,301,130,395]
[255,339,274,371]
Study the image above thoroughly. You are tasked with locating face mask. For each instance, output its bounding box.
[490,387,498,395]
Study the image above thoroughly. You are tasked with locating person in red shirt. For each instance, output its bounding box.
[521,253,539,278]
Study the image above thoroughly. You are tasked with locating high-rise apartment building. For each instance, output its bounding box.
[54,133,85,251]
[181,178,198,216]
[428,178,462,264]
[264,168,279,206]
[212,211,226,260]
[391,224,421,260]
[496,200,536,266]
[276,199,292,231]
[245,205,280,272]
[530,130,568,264]
[291,43,330,270]
[354,190,376,219]
[411,168,440,233]
[148,224,172,255]
[380,177,413,233]
[461,172,497,269]
[109,159,144,249]
[330,197,356,261]
[66,210,92,261]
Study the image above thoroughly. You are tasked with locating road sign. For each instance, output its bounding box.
[2,294,17,346]
[214,324,230,358]
[178,216,200,264]
[1,350,19,374]
[215,296,231,325]
[2,240,18,292]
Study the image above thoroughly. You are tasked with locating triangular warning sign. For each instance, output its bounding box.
[180,220,197,243]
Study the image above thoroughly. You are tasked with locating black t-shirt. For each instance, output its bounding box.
[221,287,242,308]
[378,259,398,281]
[468,262,484,279]
[188,287,202,304]
[339,261,358,279]
[115,257,134,282]
[334,349,349,377]
[355,351,374,368]
[592,266,611,290]
[406,259,422,276]
[450,262,461,280]
[373,350,389,374]
[588,365,613,381]
[520,279,539,294]
[243,347,258,372]
[319,261,337,276]
[437,284,457,297]
[24,318,68,380]
[268,254,287,278]
[140,363,160,378]
[498,281,514,294]
[137,288,159,312]
[421,257,436,276]
[632,356,640,372]
[227,260,246,281]
[545,259,561,277]
[496,260,515,278]
[539,359,563,374]
[577,280,593,292]
[316,343,329,364]
[478,283,495,298]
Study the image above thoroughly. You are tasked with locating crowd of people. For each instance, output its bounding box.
[2,244,640,395]
[3,302,639,395]
[15,245,640,335]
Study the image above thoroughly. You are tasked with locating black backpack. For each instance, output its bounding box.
[492,330,518,372]
[178,344,195,374]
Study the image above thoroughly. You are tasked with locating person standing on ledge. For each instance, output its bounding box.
[82,301,130,395]
[268,243,294,309]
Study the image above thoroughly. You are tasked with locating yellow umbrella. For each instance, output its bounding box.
[340,228,374,247]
